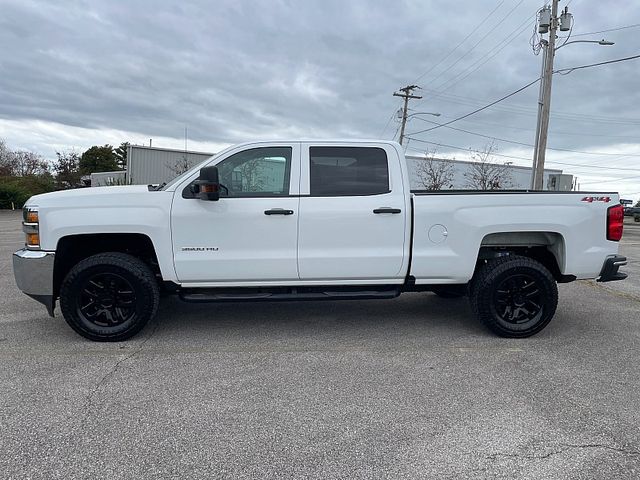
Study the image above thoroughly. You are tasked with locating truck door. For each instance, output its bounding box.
[171,144,300,283]
[297,144,408,281]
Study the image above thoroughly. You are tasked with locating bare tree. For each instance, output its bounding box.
[236,157,266,192]
[464,142,513,190]
[11,151,50,176]
[166,155,191,176]
[414,150,455,190]
[0,140,49,177]
[0,139,12,176]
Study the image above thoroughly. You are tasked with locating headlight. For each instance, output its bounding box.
[22,206,40,249]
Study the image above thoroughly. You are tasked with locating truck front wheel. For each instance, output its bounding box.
[59,253,160,342]
[470,255,558,338]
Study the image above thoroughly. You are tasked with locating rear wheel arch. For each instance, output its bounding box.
[477,231,567,281]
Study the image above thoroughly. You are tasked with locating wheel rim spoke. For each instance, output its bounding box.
[77,272,137,327]
[493,272,543,324]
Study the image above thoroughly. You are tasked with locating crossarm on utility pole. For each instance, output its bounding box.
[393,85,422,145]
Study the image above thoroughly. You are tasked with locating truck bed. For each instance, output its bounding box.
[408,190,619,284]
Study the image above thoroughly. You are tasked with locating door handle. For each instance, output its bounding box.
[373,208,401,214]
[264,208,294,215]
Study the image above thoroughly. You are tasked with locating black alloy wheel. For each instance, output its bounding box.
[491,273,543,324]
[470,255,558,338]
[60,253,160,342]
[77,272,137,327]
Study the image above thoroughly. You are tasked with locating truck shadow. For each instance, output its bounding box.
[150,292,487,342]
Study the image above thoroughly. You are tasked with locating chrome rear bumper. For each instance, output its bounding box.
[13,248,56,316]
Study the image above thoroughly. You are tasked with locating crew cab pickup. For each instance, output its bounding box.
[13,140,628,341]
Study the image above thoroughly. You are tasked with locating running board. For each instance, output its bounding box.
[179,288,401,303]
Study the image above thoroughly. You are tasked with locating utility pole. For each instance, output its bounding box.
[530,2,613,189]
[532,0,561,189]
[531,0,582,189]
[393,85,422,145]
[530,39,548,189]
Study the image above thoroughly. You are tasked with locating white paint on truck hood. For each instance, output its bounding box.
[26,185,151,207]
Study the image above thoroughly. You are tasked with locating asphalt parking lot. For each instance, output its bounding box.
[1,210,639,479]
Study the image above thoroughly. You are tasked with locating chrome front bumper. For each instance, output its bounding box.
[13,248,56,316]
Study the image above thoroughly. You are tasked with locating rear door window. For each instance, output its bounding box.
[309,147,389,196]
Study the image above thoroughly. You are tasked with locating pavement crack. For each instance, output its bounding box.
[80,318,161,421]
[487,443,640,461]
[584,279,640,303]
[560,443,640,456]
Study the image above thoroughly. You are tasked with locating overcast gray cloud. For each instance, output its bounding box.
[0,0,639,198]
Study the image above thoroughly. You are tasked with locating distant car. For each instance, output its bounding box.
[624,206,640,216]
[635,211,640,222]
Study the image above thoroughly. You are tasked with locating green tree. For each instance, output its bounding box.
[80,145,119,174]
[54,151,82,188]
[114,142,129,169]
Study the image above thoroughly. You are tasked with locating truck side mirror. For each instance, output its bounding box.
[194,166,220,201]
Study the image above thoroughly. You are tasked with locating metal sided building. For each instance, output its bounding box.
[404,154,569,191]
[126,145,214,185]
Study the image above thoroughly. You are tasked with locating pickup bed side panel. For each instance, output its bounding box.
[409,192,619,284]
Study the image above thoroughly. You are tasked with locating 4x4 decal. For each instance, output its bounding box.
[581,196,611,203]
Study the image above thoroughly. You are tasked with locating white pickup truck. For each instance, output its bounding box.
[13,140,627,341]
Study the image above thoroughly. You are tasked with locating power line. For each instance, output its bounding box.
[413,1,505,83]
[421,87,640,126]
[407,77,541,136]
[403,137,640,172]
[571,23,640,37]
[431,114,640,140]
[425,0,526,87]
[411,5,540,112]
[555,53,640,75]
[430,14,536,93]
[411,116,640,157]
[379,109,398,138]
[580,175,640,184]
[392,122,402,141]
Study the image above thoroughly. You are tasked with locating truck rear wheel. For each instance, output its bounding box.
[59,253,160,342]
[470,255,558,338]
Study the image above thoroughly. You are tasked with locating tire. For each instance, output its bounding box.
[59,253,160,342]
[469,255,558,338]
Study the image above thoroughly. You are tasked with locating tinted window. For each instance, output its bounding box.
[217,147,292,197]
[309,147,389,196]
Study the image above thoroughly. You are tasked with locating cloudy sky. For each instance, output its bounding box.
[1,0,639,200]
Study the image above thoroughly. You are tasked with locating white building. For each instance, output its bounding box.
[94,145,571,191]
[126,145,214,186]
[404,154,569,190]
